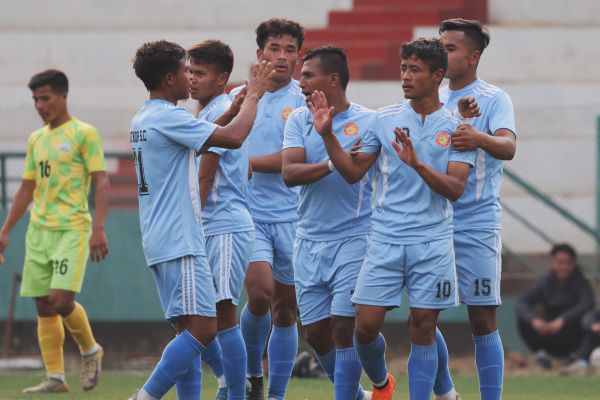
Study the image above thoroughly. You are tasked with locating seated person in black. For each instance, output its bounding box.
[515,243,595,368]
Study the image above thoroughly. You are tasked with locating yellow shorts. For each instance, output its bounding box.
[20,224,90,297]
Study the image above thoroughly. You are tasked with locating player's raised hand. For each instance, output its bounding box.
[349,138,363,157]
[228,87,247,118]
[451,124,483,151]
[392,127,419,168]
[0,230,8,265]
[89,227,109,262]
[245,60,274,99]
[307,91,334,137]
[457,96,481,119]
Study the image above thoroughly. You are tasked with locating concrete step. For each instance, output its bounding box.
[489,0,600,25]
[2,0,352,30]
[305,27,412,42]
[329,9,439,27]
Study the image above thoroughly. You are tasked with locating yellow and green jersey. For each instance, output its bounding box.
[22,118,106,231]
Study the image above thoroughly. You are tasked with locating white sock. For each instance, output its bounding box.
[435,388,458,400]
[48,373,65,383]
[217,374,227,388]
[137,387,158,400]
[82,343,99,356]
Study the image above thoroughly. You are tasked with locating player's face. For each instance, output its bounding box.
[400,56,442,100]
[257,34,299,83]
[172,58,191,101]
[441,30,477,80]
[552,251,577,282]
[189,62,227,104]
[299,58,330,100]
[31,85,67,125]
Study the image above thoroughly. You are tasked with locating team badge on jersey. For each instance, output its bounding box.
[281,107,294,121]
[435,131,450,147]
[59,142,71,152]
[343,122,359,137]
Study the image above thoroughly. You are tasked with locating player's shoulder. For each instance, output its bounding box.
[283,80,305,101]
[473,79,506,100]
[350,102,375,116]
[72,118,99,135]
[229,84,246,98]
[437,106,461,129]
[376,101,409,120]
[289,105,310,119]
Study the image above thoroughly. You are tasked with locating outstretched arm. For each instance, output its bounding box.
[0,179,35,265]
[308,91,377,184]
[204,61,274,149]
[392,128,469,201]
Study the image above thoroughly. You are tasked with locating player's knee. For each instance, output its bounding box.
[332,326,354,348]
[272,305,296,327]
[247,289,272,315]
[354,322,379,345]
[469,314,496,336]
[409,313,437,343]
[49,297,74,317]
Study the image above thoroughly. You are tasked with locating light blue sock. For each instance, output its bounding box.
[240,305,271,377]
[315,348,336,382]
[354,333,388,386]
[335,347,362,400]
[175,355,200,400]
[201,337,224,380]
[218,325,247,400]
[434,328,455,395]
[315,348,367,400]
[474,330,504,400]
[408,343,438,400]
[267,325,298,400]
[143,330,205,399]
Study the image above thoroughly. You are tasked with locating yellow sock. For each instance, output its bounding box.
[37,315,65,377]
[62,302,97,354]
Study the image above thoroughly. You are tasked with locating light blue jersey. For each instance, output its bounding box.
[199,93,254,236]
[440,79,516,231]
[282,103,375,241]
[360,101,476,245]
[230,80,305,223]
[130,99,218,265]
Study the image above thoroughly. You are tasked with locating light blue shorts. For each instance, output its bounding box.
[294,236,369,326]
[150,255,216,320]
[250,221,297,286]
[454,229,502,306]
[352,238,459,309]
[206,231,255,306]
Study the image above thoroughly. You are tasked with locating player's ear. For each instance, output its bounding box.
[470,50,481,66]
[330,72,339,88]
[434,69,445,85]
[217,72,229,87]
[256,48,264,61]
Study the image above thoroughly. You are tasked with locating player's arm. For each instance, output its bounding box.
[250,152,282,173]
[282,148,330,187]
[89,171,109,262]
[392,128,469,201]
[452,125,516,160]
[204,62,274,149]
[0,179,35,264]
[199,152,220,208]
[196,90,247,155]
[308,91,377,184]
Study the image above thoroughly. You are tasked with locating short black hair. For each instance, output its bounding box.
[133,40,187,91]
[28,69,69,93]
[188,40,234,75]
[551,243,577,259]
[303,45,350,90]
[401,38,448,73]
[256,18,304,50]
[439,18,490,53]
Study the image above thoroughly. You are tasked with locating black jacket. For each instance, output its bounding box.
[515,268,595,324]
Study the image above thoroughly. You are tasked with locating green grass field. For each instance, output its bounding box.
[1,370,599,400]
